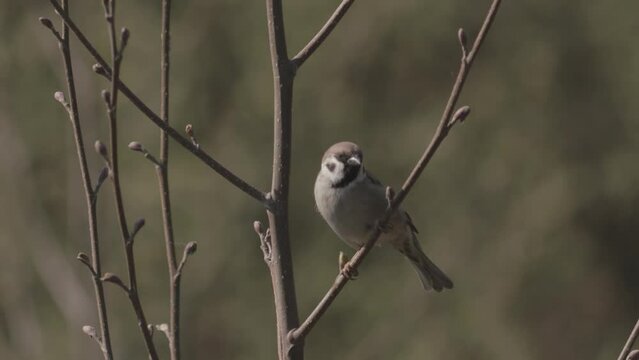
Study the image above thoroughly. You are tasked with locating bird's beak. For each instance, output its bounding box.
[346,156,361,167]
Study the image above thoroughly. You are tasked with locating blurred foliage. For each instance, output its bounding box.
[1,0,638,359]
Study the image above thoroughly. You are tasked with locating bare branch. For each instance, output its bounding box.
[619,319,639,360]
[291,0,356,69]
[264,0,303,358]
[100,1,159,357]
[48,0,270,208]
[290,0,502,343]
[44,1,114,357]
[466,0,501,63]
[157,2,183,355]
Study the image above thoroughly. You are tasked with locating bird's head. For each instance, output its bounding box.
[319,141,364,188]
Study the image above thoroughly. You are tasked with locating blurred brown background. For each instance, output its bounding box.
[1,0,638,359]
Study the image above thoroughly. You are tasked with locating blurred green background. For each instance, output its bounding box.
[1,0,638,359]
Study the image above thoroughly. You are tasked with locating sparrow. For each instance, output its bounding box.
[314,141,453,291]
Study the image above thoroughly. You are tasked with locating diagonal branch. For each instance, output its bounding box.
[619,318,639,360]
[290,0,502,343]
[291,0,356,69]
[48,0,270,208]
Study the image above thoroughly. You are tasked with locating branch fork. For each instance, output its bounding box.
[49,0,270,208]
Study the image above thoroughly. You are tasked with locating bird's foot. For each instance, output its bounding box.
[377,220,393,233]
[339,252,358,280]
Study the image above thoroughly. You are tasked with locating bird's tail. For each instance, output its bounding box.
[400,238,453,292]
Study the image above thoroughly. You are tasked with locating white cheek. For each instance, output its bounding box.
[321,158,345,184]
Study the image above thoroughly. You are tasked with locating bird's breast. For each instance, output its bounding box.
[314,178,392,248]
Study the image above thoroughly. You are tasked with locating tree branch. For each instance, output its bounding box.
[100,1,158,358]
[619,318,639,360]
[291,0,356,69]
[47,0,270,208]
[264,0,302,359]
[156,0,181,358]
[40,1,114,357]
[290,0,502,343]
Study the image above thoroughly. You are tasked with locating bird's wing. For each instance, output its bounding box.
[364,169,418,233]
[363,169,383,186]
[404,211,419,234]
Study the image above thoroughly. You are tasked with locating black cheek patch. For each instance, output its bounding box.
[333,164,359,188]
[325,162,336,172]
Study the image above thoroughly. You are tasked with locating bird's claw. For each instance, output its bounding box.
[339,252,358,280]
[377,220,393,233]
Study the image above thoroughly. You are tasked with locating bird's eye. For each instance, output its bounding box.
[325,162,336,172]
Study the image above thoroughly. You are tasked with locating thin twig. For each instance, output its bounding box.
[253,221,272,263]
[157,0,181,358]
[175,242,197,278]
[618,318,639,360]
[82,325,107,354]
[291,0,356,69]
[41,0,114,358]
[101,1,158,358]
[185,124,199,149]
[290,0,502,343]
[101,272,130,293]
[128,142,163,167]
[48,0,270,208]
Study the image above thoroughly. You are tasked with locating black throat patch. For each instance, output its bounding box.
[333,164,360,188]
